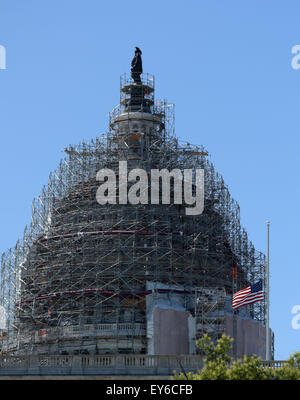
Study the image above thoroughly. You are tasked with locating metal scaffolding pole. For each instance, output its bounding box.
[266,220,270,361]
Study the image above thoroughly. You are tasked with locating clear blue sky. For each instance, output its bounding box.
[0,1,299,360]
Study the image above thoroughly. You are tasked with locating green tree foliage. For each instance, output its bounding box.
[173,334,300,380]
[272,352,300,380]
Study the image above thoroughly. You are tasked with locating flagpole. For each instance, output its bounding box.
[266,221,270,361]
[232,263,238,359]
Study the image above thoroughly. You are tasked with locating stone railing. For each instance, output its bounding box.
[0,354,287,376]
[34,323,146,342]
[0,354,204,376]
[261,360,287,369]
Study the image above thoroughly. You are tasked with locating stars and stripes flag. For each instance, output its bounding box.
[232,280,264,310]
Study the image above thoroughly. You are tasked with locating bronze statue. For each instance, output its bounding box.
[131,47,143,83]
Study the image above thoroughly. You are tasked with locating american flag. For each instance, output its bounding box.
[232,280,264,310]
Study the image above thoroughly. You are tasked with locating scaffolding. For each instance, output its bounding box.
[195,287,226,346]
[0,72,266,356]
